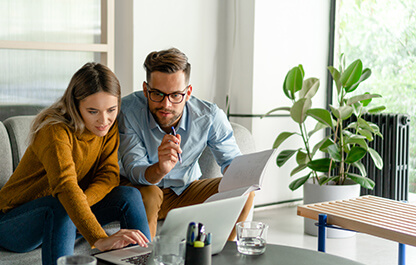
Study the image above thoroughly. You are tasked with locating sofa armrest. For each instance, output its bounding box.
[3,115,36,170]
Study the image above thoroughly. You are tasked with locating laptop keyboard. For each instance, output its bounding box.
[121,253,151,265]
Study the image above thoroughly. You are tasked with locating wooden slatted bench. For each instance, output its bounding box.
[297,195,416,265]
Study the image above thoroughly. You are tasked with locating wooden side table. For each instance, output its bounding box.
[297,195,416,265]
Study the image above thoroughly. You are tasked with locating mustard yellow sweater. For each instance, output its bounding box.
[0,121,120,246]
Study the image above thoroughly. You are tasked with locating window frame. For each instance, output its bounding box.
[0,0,115,70]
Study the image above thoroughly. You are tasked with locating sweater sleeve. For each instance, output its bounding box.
[83,122,120,206]
[32,125,108,246]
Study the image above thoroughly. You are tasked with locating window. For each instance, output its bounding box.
[0,0,114,105]
[335,0,416,193]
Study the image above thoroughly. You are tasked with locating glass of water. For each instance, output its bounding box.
[153,235,186,265]
[236,221,268,255]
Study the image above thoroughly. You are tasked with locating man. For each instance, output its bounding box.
[118,48,254,240]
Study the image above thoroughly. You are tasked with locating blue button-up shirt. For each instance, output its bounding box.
[118,91,241,195]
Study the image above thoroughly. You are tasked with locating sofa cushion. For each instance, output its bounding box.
[0,122,13,188]
[3,116,35,170]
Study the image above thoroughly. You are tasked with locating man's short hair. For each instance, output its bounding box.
[143,48,191,84]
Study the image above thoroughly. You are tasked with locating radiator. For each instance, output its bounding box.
[346,113,410,201]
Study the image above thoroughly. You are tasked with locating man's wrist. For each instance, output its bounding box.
[145,163,164,184]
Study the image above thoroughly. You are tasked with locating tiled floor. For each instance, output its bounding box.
[252,203,416,265]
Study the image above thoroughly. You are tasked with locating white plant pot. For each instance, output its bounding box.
[303,179,361,238]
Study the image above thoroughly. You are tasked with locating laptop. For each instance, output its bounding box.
[94,195,248,265]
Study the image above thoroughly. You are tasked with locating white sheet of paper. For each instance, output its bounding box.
[218,149,276,193]
[204,187,251,203]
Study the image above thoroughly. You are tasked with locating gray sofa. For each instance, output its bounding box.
[0,115,255,265]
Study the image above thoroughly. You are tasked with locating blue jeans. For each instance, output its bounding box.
[0,186,150,265]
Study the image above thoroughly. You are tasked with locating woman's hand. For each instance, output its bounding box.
[94,229,150,251]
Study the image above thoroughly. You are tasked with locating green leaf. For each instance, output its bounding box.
[318,176,329,185]
[344,132,368,142]
[328,66,341,95]
[352,161,367,177]
[357,118,374,133]
[345,137,368,149]
[308,122,329,138]
[343,130,355,138]
[290,98,312,124]
[263,106,291,118]
[341,59,363,89]
[296,150,308,164]
[361,92,372,107]
[344,121,357,130]
[283,66,303,100]
[368,106,386,113]
[306,108,333,127]
[360,68,372,82]
[346,68,372,93]
[319,175,341,184]
[307,158,332,172]
[329,105,341,119]
[327,144,342,162]
[290,164,308,177]
[368,123,383,138]
[276,150,298,167]
[346,173,375,190]
[300,78,320,99]
[273,132,296,149]
[357,129,373,141]
[352,101,363,116]
[345,146,367,164]
[346,93,381,106]
[340,53,346,72]
[289,173,311,191]
[330,105,353,120]
[339,106,354,120]
[312,136,333,156]
[298,64,305,77]
[329,175,341,183]
[368,147,383,169]
[316,137,334,152]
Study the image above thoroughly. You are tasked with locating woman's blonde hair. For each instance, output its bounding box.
[29,62,121,144]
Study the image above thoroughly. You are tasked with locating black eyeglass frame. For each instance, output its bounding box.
[145,83,189,104]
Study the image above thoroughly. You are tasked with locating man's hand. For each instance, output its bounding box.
[94,229,149,251]
[144,134,182,184]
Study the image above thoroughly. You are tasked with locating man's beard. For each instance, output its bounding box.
[151,107,182,128]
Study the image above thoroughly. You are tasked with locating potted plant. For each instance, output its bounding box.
[265,55,385,236]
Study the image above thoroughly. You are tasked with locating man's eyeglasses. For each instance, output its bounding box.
[146,83,189,104]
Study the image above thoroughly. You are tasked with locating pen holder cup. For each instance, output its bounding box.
[185,244,211,265]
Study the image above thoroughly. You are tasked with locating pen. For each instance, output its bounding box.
[196,222,205,241]
[171,126,182,163]
[187,222,197,245]
[205,233,212,246]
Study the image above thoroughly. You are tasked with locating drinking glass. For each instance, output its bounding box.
[153,235,186,265]
[236,221,268,255]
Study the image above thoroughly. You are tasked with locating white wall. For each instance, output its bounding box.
[224,0,331,205]
[115,0,233,103]
[115,0,331,206]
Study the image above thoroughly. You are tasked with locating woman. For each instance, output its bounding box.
[0,63,151,265]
